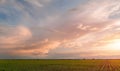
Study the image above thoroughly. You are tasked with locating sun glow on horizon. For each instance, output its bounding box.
[107,39,120,50]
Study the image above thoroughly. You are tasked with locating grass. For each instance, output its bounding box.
[0,59,120,71]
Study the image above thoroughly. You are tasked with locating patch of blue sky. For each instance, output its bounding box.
[0,5,23,26]
[0,12,7,21]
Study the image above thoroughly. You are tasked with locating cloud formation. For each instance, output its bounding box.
[0,0,120,59]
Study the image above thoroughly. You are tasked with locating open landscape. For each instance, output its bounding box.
[0,59,120,71]
[0,0,120,71]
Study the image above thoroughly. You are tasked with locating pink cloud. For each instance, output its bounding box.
[0,0,120,59]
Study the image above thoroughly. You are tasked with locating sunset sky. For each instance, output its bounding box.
[0,0,120,59]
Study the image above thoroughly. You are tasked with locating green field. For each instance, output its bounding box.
[0,59,120,71]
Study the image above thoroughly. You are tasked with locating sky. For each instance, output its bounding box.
[0,0,120,59]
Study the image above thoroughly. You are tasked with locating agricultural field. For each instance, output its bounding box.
[0,59,120,71]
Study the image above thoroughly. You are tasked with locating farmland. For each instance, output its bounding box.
[0,59,120,71]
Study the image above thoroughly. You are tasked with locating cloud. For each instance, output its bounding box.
[25,0,43,7]
[45,0,120,59]
[0,0,120,59]
[0,25,32,48]
[0,0,5,4]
